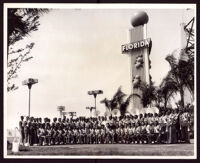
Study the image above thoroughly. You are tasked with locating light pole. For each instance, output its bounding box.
[88,90,103,111]
[68,112,76,119]
[57,106,65,119]
[86,106,95,117]
[22,78,38,117]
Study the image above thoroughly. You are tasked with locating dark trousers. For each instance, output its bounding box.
[29,128,34,146]
[33,129,38,144]
[181,126,190,143]
[147,133,154,143]
[140,133,148,143]
[135,134,141,143]
[24,131,29,144]
[20,129,25,144]
[38,136,45,146]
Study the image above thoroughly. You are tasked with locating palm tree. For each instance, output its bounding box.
[163,50,194,108]
[101,86,134,117]
[7,8,49,92]
[100,98,111,112]
[119,94,134,116]
[138,82,157,108]
[110,86,126,110]
[158,76,179,109]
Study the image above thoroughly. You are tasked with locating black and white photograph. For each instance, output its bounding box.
[4,3,196,159]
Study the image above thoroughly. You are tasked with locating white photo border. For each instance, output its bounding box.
[3,3,197,159]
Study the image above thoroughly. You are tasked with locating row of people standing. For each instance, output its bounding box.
[18,108,192,146]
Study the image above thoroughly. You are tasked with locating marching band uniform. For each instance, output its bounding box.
[153,121,160,143]
[19,116,25,145]
[146,123,154,144]
[18,111,193,146]
[135,123,141,144]
[140,122,147,144]
[24,121,29,145]
[131,124,137,144]
[167,113,177,144]
[38,124,46,146]
[180,111,190,143]
[45,126,53,145]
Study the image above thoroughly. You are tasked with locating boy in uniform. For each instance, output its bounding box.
[62,126,68,144]
[37,124,46,146]
[132,123,137,144]
[153,121,160,143]
[135,122,141,144]
[140,121,147,144]
[52,126,58,145]
[24,120,29,146]
[146,122,154,144]
[45,124,52,145]
[180,109,190,143]
[19,116,25,145]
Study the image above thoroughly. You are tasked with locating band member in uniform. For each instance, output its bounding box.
[146,122,154,144]
[32,118,38,145]
[174,109,181,142]
[153,121,160,143]
[24,120,29,146]
[132,123,137,144]
[68,128,73,144]
[38,123,46,146]
[167,110,178,144]
[62,126,68,144]
[28,117,34,146]
[135,122,141,144]
[95,128,101,144]
[19,116,25,145]
[140,121,148,144]
[51,126,58,145]
[45,124,52,145]
[180,108,190,143]
[56,126,63,145]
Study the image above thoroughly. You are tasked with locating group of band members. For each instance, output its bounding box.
[19,107,193,146]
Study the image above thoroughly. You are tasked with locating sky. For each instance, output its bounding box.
[5,5,195,129]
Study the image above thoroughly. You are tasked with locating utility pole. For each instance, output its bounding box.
[88,90,103,110]
[57,106,65,119]
[22,78,38,117]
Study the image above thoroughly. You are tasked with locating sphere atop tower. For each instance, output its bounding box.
[131,11,149,27]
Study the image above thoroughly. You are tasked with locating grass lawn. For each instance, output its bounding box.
[7,142,194,156]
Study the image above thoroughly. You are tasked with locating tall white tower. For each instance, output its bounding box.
[122,11,152,114]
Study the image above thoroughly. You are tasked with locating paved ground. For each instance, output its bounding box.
[7,141,194,156]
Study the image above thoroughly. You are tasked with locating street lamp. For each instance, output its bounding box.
[22,78,38,117]
[86,106,95,117]
[68,112,76,119]
[88,90,103,111]
[57,106,65,119]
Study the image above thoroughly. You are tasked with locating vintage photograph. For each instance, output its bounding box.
[4,4,196,158]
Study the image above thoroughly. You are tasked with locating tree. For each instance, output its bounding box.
[138,82,157,108]
[158,76,179,109]
[100,98,111,112]
[8,9,49,46]
[163,50,194,108]
[118,93,134,116]
[101,86,134,117]
[7,8,49,92]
